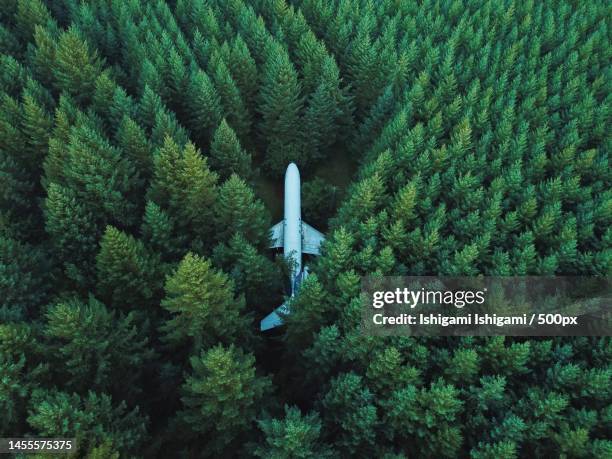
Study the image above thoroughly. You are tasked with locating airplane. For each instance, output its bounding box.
[260,163,325,331]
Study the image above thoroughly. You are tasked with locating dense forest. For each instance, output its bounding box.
[0,0,610,457]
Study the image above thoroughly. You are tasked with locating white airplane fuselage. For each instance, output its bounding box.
[283,162,302,292]
[261,163,325,331]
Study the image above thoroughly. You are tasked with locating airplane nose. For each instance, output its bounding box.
[286,162,300,179]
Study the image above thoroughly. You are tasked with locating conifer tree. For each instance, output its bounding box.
[20,92,51,170]
[140,200,186,261]
[52,27,102,104]
[285,274,330,349]
[209,58,251,144]
[59,124,140,227]
[96,226,165,311]
[382,381,464,457]
[0,237,51,320]
[321,372,378,456]
[258,41,304,174]
[212,233,282,312]
[44,182,101,285]
[148,137,218,245]
[185,69,222,145]
[0,353,28,435]
[27,389,147,454]
[255,406,334,458]
[209,119,252,180]
[116,115,153,177]
[137,86,165,133]
[179,344,271,456]
[43,296,153,398]
[229,34,258,114]
[31,24,58,87]
[215,174,269,247]
[302,56,344,162]
[14,0,52,42]
[160,252,249,350]
[302,178,339,229]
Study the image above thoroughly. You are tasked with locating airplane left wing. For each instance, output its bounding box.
[269,220,284,248]
[302,221,325,255]
[261,302,290,331]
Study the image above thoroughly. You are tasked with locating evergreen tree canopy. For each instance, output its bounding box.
[0,0,609,456]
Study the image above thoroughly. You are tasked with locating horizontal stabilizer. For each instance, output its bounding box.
[269,220,284,248]
[260,303,290,331]
[302,221,325,255]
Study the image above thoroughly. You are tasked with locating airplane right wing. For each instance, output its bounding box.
[269,220,284,248]
[302,221,325,255]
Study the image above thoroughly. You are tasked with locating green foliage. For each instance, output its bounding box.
[27,389,147,454]
[321,372,378,455]
[284,274,330,349]
[383,381,464,457]
[0,236,51,319]
[148,137,218,246]
[258,41,304,175]
[43,296,153,398]
[14,0,51,42]
[210,118,252,180]
[179,344,272,455]
[96,226,165,310]
[52,27,102,104]
[255,405,334,458]
[215,174,270,247]
[185,69,222,145]
[161,252,249,350]
[44,182,100,285]
[212,233,283,312]
[0,0,610,457]
[302,177,340,230]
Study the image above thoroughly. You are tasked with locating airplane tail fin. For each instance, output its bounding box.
[260,302,290,331]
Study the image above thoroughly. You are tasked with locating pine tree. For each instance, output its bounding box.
[115,115,152,177]
[96,226,165,311]
[27,389,148,454]
[209,57,251,144]
[44,182,101,286]
[258,41,304,174]
[20,92,51,170]
[31,24,57,87]
[0,236,51,320]
[140,200,185,260]
[302,56,344,162]
[285,274,330,349]
[148,137,218,245]
[215,174,269,247]
[383,381,464,457]
[43,295,153,397]
[0,351,31,436]
[52,27,102,104]
[321,372,378,456]
[185,69,222,145]
[160,252,249,350]
[179,344,271,456]
[137,86,165,132]
[209,119,252,180]
[229,34,258,114]
[60,124,140,227]
[302,178,339,230]
[212,233,282,312]
[14,0,52,42]
[255,405,334,458]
